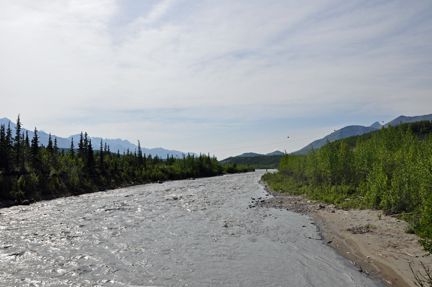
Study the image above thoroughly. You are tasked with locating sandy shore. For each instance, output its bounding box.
[260,181,432,287]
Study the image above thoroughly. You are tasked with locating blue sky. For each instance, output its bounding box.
[1,0,431,159]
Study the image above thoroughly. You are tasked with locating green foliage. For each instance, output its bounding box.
[220,155,283,168]
[419,195,432,256]
[262,121,432,255]
[365,223,377,229]
[405,225,416,234]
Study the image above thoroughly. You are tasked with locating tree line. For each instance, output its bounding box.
[0,115,252,202]
[220,155,283,169]
[262,120,432,255]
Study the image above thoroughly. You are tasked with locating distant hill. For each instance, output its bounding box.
[0,117,196,159]
[234,150,283,158]
[266,150,284,156]
[236,152,262,157]
[294,113,432,154]
[220,150,284,168]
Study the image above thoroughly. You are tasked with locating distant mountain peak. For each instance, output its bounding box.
[370,122,382,129]
[266,150,284,156]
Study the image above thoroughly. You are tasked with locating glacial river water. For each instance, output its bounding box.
[0,171,380,286]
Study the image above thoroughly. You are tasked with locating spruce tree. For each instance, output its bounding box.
[99,139,104,170]
[0,124,5,170]
[6,122,12,150]
[14,114,22,169]
[104,142,110,159]
[54,137,59,158]
[78,132,84,158]
[47,133,53,155]
[54,138,58,155]
[25,131,30,148]
[83,132,89,157]
[137,140,143,167]
[31,127,40,169]
[69,137,75,158]
[86,139,95,173]
[4,122,12,171]
[21,131,28,171]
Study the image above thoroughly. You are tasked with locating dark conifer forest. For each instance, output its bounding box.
[0,115,251,203]
[262,120,432,255]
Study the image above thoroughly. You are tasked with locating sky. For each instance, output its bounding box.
[1,0,431,160]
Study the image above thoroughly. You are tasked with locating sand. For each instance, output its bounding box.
[260,182,432,287]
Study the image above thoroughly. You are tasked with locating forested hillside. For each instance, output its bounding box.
[262,120,432,255]
[220,155,283,168]
[0,116,251,204]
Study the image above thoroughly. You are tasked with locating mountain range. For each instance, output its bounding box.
[2,113,430,160]
[294,113,432,154]
[0,117,197,159]
[224,113,432,159]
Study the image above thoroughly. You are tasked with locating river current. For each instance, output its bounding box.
[0,171,379,286]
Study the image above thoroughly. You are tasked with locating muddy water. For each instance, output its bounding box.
[0,171,379,286]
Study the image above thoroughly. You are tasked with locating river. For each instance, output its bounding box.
[0,170,380,286]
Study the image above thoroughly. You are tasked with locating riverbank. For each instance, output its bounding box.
[0,181,142,209]
[260,181,432,287]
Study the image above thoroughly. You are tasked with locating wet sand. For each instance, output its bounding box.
[260,181,432,287]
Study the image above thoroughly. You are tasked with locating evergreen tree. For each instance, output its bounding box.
[47,133,53,155]
[54,138,58,155]
[104,142,110,159]
[31,127,40,169]
[22,130,30,170]
[69,137,75,158]
[99,139,104,169]
[137,140,143,167]
[0,124,5,170]
[84,132,89,156]
[86,139,95,173]
[25,131,30,148]
[143,153,147,170]
[78,132,84,158]
[3,122,13,171]
[14,114,23,169]
[6,122,12,150]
